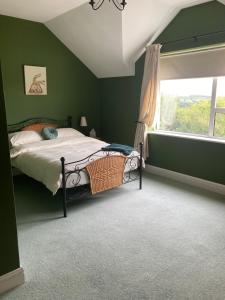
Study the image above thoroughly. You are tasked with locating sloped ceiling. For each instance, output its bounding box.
[0,0,224,77]
[0,0,88,22]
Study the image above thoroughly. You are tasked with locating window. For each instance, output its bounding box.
[157,76,225,139]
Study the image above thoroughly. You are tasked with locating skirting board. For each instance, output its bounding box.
[0,267,24,295]
[145,164,225,196]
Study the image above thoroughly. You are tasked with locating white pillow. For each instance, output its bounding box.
[57,128,84,138]
[9,131,43,147]
[8,132,18,148]
[8,132,18,140]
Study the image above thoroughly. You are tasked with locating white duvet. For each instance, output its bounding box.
[10,136,140,194]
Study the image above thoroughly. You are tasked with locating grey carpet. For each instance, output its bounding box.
[2,173,225,300]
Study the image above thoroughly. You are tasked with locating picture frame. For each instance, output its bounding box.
[24,65,47,95]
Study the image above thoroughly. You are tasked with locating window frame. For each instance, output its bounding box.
[155,76,225,140]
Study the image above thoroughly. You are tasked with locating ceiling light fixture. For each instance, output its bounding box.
[89,0,127,11]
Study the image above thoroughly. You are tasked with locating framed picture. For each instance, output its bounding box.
[24,65,47,95]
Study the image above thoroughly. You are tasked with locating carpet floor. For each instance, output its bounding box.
[2,173,225,300]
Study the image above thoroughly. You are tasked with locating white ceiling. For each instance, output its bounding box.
[0,0,224,77]
[0,0,87,22]
[47,2,130,78]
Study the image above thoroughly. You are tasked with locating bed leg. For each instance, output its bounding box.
[139,142,143,190]
[61,157,67,218]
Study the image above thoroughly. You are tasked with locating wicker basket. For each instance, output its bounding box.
[86,155,127,195]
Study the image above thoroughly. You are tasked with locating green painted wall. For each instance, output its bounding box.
[149,134,225,185]
[0,15,100,133]
[0,65,20,277]
[100,0,225,185]
[156,0,225,53]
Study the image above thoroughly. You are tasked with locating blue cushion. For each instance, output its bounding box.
[41,127,58,140]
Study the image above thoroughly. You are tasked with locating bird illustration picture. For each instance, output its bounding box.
[29,73,46,94]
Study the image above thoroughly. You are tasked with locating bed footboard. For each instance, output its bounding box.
[60,142,143,217]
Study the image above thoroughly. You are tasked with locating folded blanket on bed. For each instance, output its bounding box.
[101,143,135,156]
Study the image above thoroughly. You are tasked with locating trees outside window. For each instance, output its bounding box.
[157,77,225,139]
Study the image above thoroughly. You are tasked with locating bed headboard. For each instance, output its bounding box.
[7,116,72,133]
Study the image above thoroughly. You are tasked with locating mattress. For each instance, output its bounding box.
[10,136,140,194]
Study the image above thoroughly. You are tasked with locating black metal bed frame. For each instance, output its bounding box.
[8,116,72,133]
[60,142,143,217]
[8,116,143,218]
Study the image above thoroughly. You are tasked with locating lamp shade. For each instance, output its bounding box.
[80,116,88,127]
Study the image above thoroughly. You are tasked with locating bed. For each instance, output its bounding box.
[8,116,143,217]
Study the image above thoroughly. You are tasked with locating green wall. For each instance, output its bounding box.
[0,65,20,277]
[149,134,225,185]
[156,0,225,53]
[0,15,100,133]
[100,0,225,185]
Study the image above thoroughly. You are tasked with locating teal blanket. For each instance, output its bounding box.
[101,143,134,156]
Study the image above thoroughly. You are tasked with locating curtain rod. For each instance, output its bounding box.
[161,28,225,47]
[160,42,225,58]
[136,28,225,65]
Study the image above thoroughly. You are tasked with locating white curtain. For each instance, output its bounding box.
[134,44,161,159]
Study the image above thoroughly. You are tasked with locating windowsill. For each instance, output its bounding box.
[149,130,225,145]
